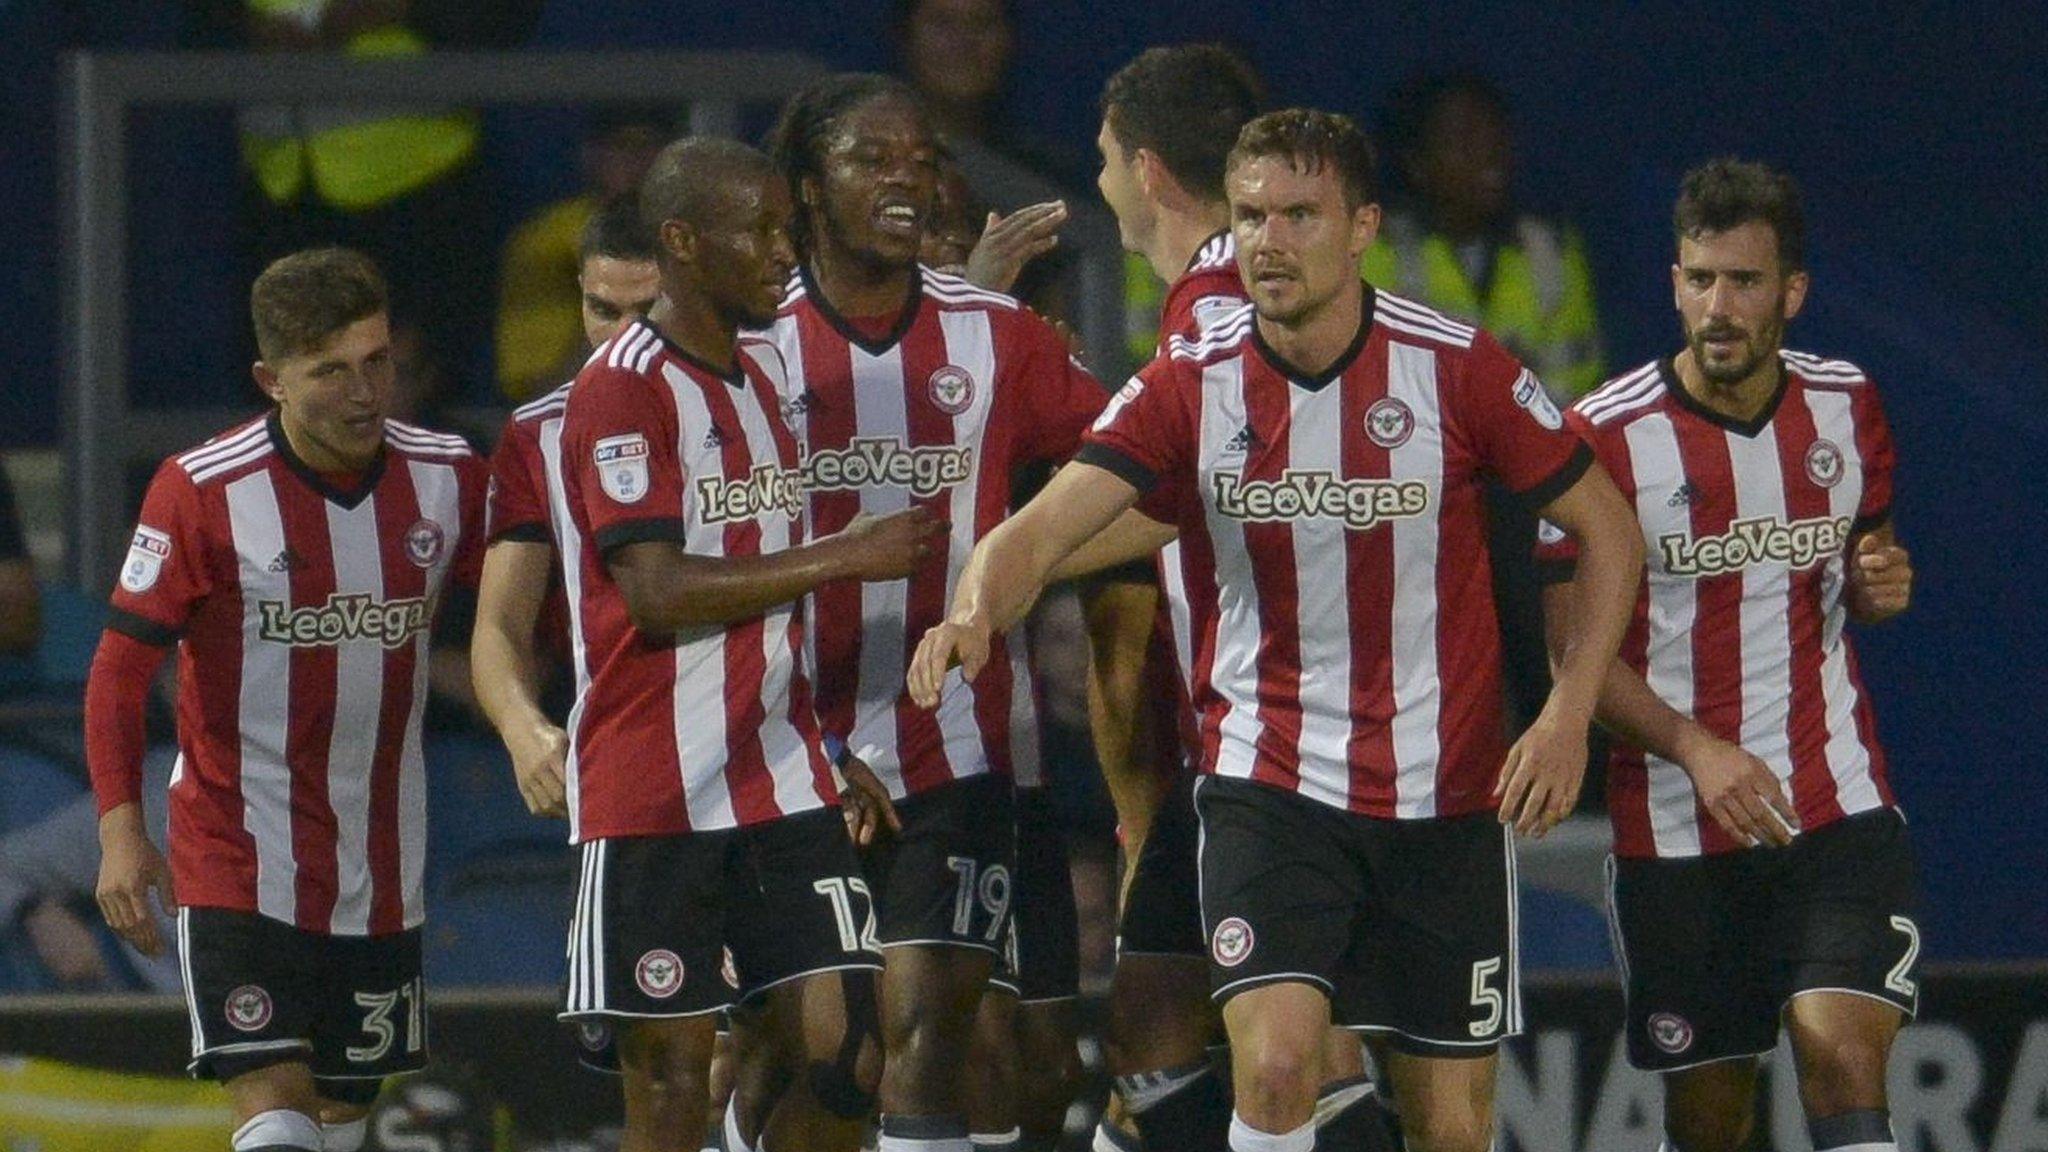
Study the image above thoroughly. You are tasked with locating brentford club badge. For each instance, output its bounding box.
[1806,439,1845,488]
[1365,397,1416,449]
[225,984,274,1033]
[1211,917,1256,968]
[1647,1011,1695,1054]
[404,519,446,568]
[928,365,976,415]
[635,949,685,999]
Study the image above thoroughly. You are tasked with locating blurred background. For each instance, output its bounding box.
[0,2,2042,1149]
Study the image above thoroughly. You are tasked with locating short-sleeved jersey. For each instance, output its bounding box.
[1081,287,1590,818]
[107,413,486,935]
[760,266,1105,798]
[485,379,577,666]
[558,322,832,840]
[1535,352,1897,859]
[1151,232,1249,759]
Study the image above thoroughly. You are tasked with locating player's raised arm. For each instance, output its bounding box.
[909,463,1143,707]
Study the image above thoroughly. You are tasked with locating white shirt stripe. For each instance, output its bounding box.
[225,471,298,924]
[1387,342,1445,818]
[323,495,383,935]
[1625,413,1704,856]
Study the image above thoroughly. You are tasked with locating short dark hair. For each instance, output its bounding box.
[250,247,387,362]
[579,195,658,266]
[639,136,779,244]
[766,73,925,258]
[1227,108,1379,210]
[1674,158,1807,271]
[1100,44,1264,202]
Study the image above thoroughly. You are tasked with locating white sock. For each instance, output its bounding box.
[725,1098,759,1152]
[970,1128,1023,1151]
[1227,1112,1314,1152]
[320,1117,367,1152]
[877,1113,972,1152]
[232,1109,321,1151]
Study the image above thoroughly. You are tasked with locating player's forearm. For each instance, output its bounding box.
[950,518,1059,636]
[471,616,553,743]
[83,630,165,817]
[617,538,860,632]
[1541,582,1701,763]
[1539,506,1644,726]
[1049,509,1176,583]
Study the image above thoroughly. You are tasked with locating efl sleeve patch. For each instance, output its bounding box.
[593,433,652,505]
[119,526,173,593]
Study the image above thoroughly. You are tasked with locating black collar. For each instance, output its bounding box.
[644,322,749,390]
[799,262,924,357]
[268,410,385,509]
[1250,282,1377,393]
[1658,355,1787,438]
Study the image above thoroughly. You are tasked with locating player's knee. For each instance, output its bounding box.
[1235,1037,1319,1119]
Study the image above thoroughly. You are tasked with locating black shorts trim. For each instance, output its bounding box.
[1347,1023,1506,1059]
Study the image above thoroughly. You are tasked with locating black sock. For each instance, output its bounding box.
[1809,1109,1894,1150]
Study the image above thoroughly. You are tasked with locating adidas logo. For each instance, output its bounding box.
[1222,424,1260,454]
[702,426,732,450]
[1667,482,1699,508]
[267,548,305,573]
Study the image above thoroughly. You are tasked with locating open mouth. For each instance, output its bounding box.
[875,202,921,237]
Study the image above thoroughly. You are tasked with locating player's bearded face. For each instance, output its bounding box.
[1229,155,1372,326]
[263,313,394,473]
[1674,221,1805,386]
[703,178,798,329]
[811,97,939,270]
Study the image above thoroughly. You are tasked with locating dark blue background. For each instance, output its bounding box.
[2,1,2041,960]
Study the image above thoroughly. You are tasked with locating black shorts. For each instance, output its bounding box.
[562,806,882,1023]
[992,786,1080,1002]
[1118,770,1203,958]
[862,773,1016,955]
[179,907,426,1096]
[1195,776,1520,1057]
[1609,807,1921,1071]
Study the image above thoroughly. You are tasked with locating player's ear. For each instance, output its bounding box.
[1349,201,1382,259]
[251,361,284,404]
[1781,268,1810,322]
[660,217,698,266]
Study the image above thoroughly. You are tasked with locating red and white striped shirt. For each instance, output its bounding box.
[760,266,1105,797]
[558,322,833,839]
[1537,353,1897,858]
[104,413,485,935]
[485,379,577,666]
[1083,288,1590,817]
[1150,232,1249,766]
